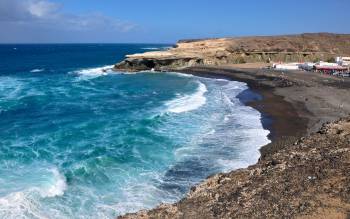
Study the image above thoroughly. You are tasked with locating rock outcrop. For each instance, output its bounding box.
[119,117,350,219]
[114,33,350,71]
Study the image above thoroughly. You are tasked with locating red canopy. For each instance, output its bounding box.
[315,65,347,71]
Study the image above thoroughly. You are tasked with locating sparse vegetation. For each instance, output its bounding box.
[326,57,336,63]
[236,57,246,64]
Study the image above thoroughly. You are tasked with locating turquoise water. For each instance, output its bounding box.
[0,44,270,218]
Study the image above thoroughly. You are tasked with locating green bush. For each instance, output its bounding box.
[313,57,321,63]
[326,57,336,63]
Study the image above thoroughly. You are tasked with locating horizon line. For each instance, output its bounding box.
[1,32,350,45]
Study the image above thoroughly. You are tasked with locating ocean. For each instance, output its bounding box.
[0,44,270,218]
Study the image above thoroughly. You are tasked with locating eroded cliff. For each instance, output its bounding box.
[114,33,350,71]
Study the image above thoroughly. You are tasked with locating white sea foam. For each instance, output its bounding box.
[165,81,207,113]
[0,76,25,113]
[0,76,44,112]
[217,126,270,172]
[71,65,115,79]
[43,168,67,198]
[0,190,46,219]
[170,78,270,174]
[30,69,44,73]
[141,47,160,50]
[0,72,271,218]
[214,78,230,82]
[141,46,172,51]
[0,167,67,219]
[0,76,24,98]
[216,82,271,171]
[166,72,193,78]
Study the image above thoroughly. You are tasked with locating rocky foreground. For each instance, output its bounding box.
[114,33,350,71]
[120,117,350,219]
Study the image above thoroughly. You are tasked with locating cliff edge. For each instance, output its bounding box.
[114,33,350,72]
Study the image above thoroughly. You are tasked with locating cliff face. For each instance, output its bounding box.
[120,117,350,219]
[114,33,350,71]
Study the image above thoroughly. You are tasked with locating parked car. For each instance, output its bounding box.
[341,73,350,77]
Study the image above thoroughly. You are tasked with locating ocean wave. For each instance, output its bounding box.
[0,190,45,219]
[170,79,270,175]
[216,127,271,172]
[71,65,115,79]
[0,167,67,199]
[0,167,67,218]
[165,81,207,113]
[214,78,229,82]
[141,46,172,51]
[141,47,160,50]
[0,70,271,218]
[166,72,193,78]
[0,76,44,113]
[44,168,67,198]
[217,82,271,171]
[30,69,45,73]
[0,76,24,97]
[0,76,25,112]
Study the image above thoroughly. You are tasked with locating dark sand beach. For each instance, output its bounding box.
[178,65,350,157]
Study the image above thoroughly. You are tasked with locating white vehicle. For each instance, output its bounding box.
[273,63,300,70]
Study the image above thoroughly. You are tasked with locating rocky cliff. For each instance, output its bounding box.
[114,33,350,71]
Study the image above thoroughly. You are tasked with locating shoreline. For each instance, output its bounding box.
[176,67,310,158]
[119,65,350,219]
[177,68,310,159]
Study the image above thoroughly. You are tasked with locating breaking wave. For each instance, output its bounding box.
[44,168,67,198]
[141,46,172,51]
[166,72,193,78]
[141,47,160,50]
[71,65,115,79]
[0,65,270,218]
[30,69,45,73]
[165,81,207,113]
[0,167,67,219]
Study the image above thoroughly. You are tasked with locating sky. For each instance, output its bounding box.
[0,0,349,44]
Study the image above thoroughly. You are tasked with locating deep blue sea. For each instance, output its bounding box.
[0,44,270,218]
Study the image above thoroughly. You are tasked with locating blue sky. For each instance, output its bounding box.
[0,0,349,43]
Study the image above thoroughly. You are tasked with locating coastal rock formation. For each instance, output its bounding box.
[114,33,350,71]
[119,117,350,219]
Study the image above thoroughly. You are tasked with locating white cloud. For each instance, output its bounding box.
[0,0,136,33]
[28,0,60,17]
[56,12,137,32]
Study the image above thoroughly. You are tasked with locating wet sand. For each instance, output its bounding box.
[177,66,350,157]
